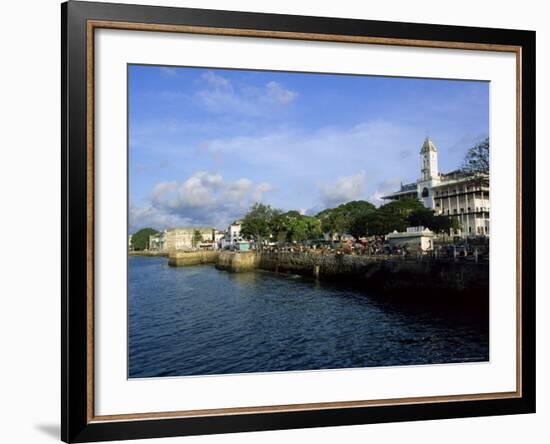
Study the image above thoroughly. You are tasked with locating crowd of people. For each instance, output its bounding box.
[252,237,488,261]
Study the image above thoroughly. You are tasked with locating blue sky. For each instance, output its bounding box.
[128,64,489,232]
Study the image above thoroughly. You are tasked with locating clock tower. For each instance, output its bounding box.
[417,137,440,209]
[420,137,439,181]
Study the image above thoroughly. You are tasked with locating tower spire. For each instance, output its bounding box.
[420,136,437,154]
[420,137,439,181]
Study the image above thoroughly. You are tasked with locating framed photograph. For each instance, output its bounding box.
[62,1,535,442]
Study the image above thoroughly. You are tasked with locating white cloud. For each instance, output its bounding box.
[265,81,297,104]
[196,71,297,115]
[252,182,273,201]
[131,117,467,221]
[130,171,274,231]
[129,205,188,233]
[201,71,231,90]
[369,177,403,206]
[319,171,366,208]
[193,119,428,211]
[197,73,256,115]
[200,120,420,174]
[159,67,178,77]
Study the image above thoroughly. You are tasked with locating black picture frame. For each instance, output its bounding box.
[62,1,536,442]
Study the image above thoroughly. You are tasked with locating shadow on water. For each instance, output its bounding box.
[227,268,489,354]
[265,268,488,330]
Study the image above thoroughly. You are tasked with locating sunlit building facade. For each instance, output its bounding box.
[381,137,489,238]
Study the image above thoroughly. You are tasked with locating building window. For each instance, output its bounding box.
[422,187,429,197]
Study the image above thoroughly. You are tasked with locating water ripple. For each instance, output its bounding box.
[128,257,488,378]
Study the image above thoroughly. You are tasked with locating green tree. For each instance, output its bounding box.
[462,137,489,174]
[316,200,376,239]
[273,211,322,243]
[192,230,203,248]
[348,210,375,239]
[408,207,437,228]
[408,208,460,235]
[365,198,424,236]
[304,215,322,241]
[240,203,281,249]
[431,215,460,235]
[131,228,158,251]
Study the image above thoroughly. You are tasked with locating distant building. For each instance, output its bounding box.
[214,230,225,249]
[322,232,354,242]
[128,234,133,251]
[148,230,167,252]
[165,227,215,251]
[381,137,489,238]
[221,220,243,249]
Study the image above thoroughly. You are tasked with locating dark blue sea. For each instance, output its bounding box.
[128,256,488,378]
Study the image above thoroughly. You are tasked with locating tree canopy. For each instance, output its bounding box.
[131,228,158,251]
[462,137,489,174]
[339,198,461,238]
[408,207,460,235]
[272,210,322,243]
[316,200,376,239]
[192,230,203,247]
[240,203,281,247]
[357,198,424,236]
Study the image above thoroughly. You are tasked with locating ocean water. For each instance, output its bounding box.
[128,256,488,378]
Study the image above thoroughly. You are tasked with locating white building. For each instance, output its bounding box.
[214,230,225,249]
[164,227,215,251]
[148,230,167,252]
[221,220,243,249]
[381,137,489,238]
[386,226,435,251]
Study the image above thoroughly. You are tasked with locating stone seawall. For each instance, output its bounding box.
[168,250,220,267]
[260,252,488,295]
[216,251,488,297]
[215,251,259,272]
[129,251,169,257]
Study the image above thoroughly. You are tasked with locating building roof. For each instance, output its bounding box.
[380,181,417,200]
[380,189,418,200]
[432,171,489,189]
[419,137,437,154]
